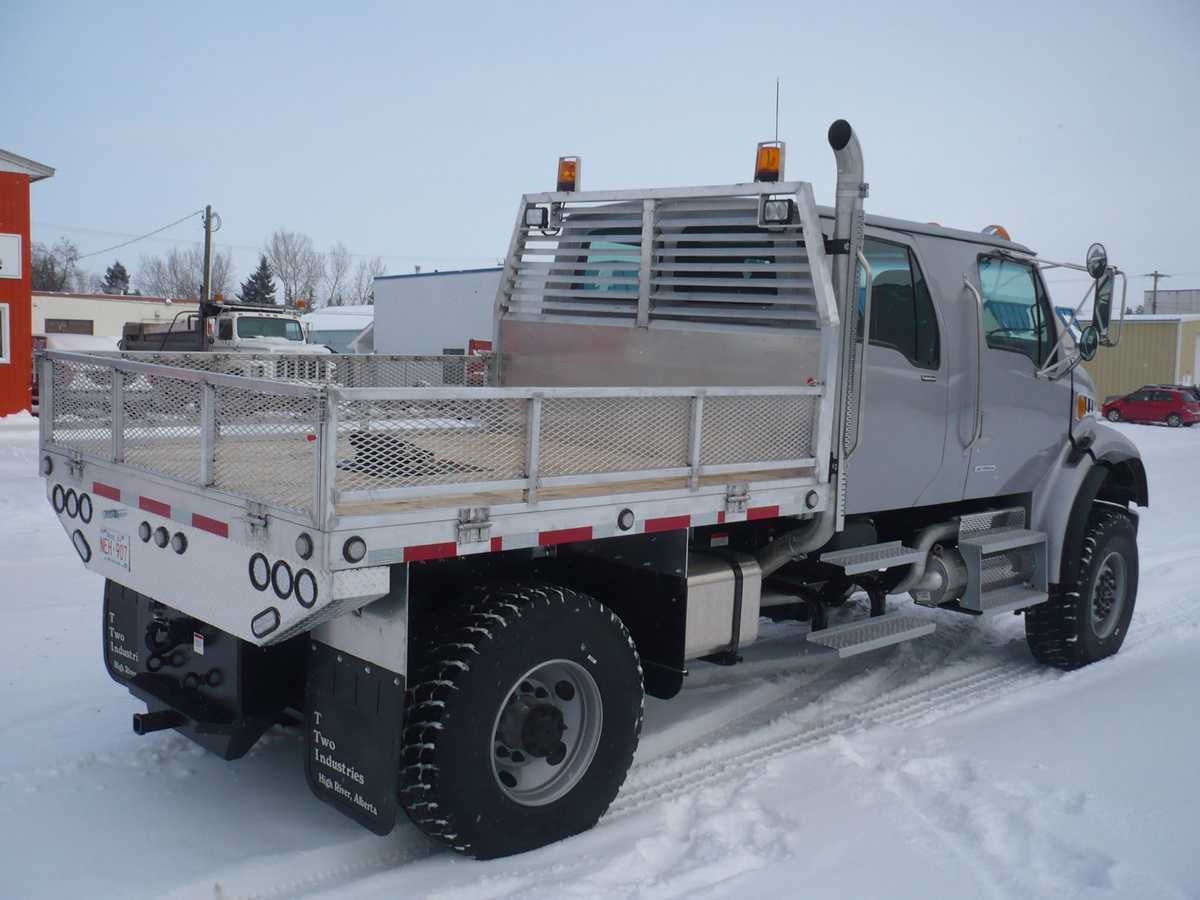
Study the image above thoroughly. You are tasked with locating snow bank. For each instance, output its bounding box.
[2,422,1198,898]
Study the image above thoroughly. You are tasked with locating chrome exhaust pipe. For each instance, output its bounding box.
[827,119,867,309]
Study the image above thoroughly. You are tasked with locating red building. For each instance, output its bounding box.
[0,150,55,416]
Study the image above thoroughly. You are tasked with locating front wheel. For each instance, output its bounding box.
[399,583,643,859]
[1106,409,1121,422]
[1025,509,1138,669]
[1167,412,1183,427]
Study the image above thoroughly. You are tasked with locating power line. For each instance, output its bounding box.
[74,209,204,261]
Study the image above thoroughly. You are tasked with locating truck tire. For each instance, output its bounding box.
[399,583,643,859]
[1025,509,1137,669]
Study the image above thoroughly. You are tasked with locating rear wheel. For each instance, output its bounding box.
[1025,509,1137,669]
[1167,412,1183,427]
[1106,409,1121,422]
[399,583,643,859]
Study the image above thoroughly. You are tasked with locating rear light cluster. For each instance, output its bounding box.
[138,520,188,555]
[52,485,93,524]
[249,552,318,608]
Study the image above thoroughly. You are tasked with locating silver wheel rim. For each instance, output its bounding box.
[1090,551,1127,639]
[490,659,602,807]
[1168,414,1182,427]
[1107,410,1119,421]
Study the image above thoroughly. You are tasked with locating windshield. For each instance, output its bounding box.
[307,329,361,353]
[236,317,303,341]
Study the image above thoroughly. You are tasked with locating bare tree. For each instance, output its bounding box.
[264,229,323,308]
[349,256,387,305]
[30,238,81,292]
[322,242,352,307]
[136,247,233,299]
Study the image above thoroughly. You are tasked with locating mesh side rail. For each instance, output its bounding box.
[45,351,327,518]
[112,352,497,388]
[332,386,822,505]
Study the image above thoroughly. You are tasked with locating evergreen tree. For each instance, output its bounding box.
[238,255,278,306]
[102,260,130,294]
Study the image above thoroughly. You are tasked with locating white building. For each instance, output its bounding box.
[301,304,374,353]
[32,291,199,338]
[372,267,501,355]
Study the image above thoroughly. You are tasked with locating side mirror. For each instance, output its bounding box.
[1094,270,1114,338]
[1078,324,1099,362]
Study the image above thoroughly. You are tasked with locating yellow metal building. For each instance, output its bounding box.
[1083,314,1200,401]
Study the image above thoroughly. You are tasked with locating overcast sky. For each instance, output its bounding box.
[5,0,1198,301]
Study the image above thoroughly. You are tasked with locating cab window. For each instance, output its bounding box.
[218,319,233,340]
[858,238,940,370]
[978,256,1055,367]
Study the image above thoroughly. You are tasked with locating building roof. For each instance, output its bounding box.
[375,266,503,282]
[33,291,198,305]
[0,149,55,182]
[1105,314,1200,324]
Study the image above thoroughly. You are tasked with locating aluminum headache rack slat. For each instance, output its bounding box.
[42,349,825,523]
[503,181,830,333]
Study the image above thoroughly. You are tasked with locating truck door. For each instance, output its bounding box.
[963,255,1072,499]
[845,236,948,513]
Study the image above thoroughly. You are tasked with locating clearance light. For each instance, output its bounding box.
[78,493,93,524]
[171,532,188,555]
[64,489,79,519]
[153,526,170,548]
[272,560,294,599]
[52,484,66,514]
[982,224,1012,241]
[139,521,152,542]
[557,156,580,192]
[295,569,318,608]
[754,141,785,182]
[72,529,92,563]
[249,553,271,591]
[343,536,367,563]
[295,532,314,560]
[1076,394,1095,421]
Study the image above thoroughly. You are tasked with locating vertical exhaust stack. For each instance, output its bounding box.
[827,119,867,309]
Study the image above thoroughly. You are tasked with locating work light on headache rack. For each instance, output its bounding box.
[754,140,797,228]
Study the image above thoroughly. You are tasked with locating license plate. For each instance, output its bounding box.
[99,528,131,571]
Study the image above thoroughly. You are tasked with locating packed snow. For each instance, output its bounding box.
[2,411,1197,899]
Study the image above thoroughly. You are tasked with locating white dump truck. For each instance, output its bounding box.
[38,120,1143,859]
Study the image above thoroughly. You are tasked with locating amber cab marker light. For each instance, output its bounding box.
[754,141,785,183]
[557,156,580,192]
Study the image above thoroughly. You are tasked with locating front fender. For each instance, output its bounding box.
[1032,422,1146,584]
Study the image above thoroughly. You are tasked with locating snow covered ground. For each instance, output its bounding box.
[2,411,1198,899]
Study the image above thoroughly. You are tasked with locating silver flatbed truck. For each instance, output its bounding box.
[38,120,1145,859]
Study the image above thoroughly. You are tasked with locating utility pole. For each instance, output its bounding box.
[198,205,214,350]
[1141,270,1171,314]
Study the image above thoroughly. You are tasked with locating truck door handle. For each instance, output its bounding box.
[920,374,937,382]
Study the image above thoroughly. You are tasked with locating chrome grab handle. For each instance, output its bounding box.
[963,277,985,451]
[846,251,872,457]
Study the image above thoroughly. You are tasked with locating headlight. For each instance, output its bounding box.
[524,206,549,228]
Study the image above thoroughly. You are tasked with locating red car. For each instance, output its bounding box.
[1102,386,1200,427]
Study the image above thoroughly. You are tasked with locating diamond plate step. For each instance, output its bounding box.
[819,541,926,575]
[805,613,936,658]
[975,585,1049,615]
[958,527,1046,555]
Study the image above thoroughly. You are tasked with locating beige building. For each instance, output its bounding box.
[1083,314,1200,401]
[32,291,199,338]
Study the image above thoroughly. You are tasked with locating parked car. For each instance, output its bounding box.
[1102,387,1200,426]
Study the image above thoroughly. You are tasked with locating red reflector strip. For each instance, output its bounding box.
[92,482,120,502]
[747,505,780,521]
[404,542,458,563]
[538,526,593,547]
[644,514,691,534]
[191,513,229,538]
[717,511,727,524]
[490,537,504,552]
[138,496,171,518]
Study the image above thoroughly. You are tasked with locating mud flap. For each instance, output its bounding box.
[304,641,404,836]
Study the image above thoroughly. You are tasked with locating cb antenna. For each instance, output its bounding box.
[774,77,781,142]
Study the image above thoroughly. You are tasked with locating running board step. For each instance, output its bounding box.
[805,613,936,658]
[958,527,1045,555]
[820,541,926,575]
[974,585,1049,615]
